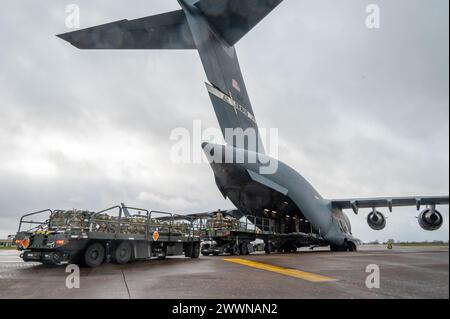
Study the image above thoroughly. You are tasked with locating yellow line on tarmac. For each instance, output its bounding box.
[223,258,337,283]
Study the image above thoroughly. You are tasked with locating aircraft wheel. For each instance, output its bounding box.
[113,242,132,264]
[330,245,346,252]
[347,242,357,252]
[330,245,340,252]
[84,243,105,268]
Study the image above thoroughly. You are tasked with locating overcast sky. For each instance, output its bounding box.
[0,0,448,242]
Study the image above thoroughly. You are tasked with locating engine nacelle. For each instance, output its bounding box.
[418,209,443,231]
[367,210,386,231]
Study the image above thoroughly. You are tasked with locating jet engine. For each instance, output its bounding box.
[367,210,386,231]
[418,208,443,231]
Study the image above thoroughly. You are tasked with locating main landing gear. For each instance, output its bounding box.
[330,241,358,252]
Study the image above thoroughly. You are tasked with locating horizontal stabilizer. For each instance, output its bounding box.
[57,10,196,50]
[195,0,283,45]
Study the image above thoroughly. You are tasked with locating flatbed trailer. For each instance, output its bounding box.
[14,205,201,267]
[201,228,256,256]
[194,211,326,256]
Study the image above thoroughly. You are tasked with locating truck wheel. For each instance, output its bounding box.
[264,243,272,255]
[231,244,240,256]
[192,243,200,259]
[84,243,105,268]
[240,243,248,255]
[114,242,132,265]
[184,243,193,258]
[290,243,298,253]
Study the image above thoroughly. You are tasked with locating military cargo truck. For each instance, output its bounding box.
[14,205,200,267]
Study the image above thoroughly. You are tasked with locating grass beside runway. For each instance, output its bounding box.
[393,243,449,248]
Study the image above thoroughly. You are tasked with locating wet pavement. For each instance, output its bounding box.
[0,245,448,299]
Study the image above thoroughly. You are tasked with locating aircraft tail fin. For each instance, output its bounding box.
[179,0,283,153]
[194,0,283,46]
[58,0,284,153]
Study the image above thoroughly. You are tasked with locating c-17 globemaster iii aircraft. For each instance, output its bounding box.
[58,0,449,252]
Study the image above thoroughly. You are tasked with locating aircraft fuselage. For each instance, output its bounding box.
[203,143,358,248]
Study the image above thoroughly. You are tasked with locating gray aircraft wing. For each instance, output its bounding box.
[57,10,196,50]
[330,196,449,214]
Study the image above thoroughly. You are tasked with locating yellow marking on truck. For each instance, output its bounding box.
[223,258,337,283]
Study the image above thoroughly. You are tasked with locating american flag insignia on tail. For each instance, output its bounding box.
[232,79,241,92]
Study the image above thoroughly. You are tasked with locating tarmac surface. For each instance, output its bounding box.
[0,245,448,299]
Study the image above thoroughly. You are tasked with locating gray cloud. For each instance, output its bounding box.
[0,0,448,242]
